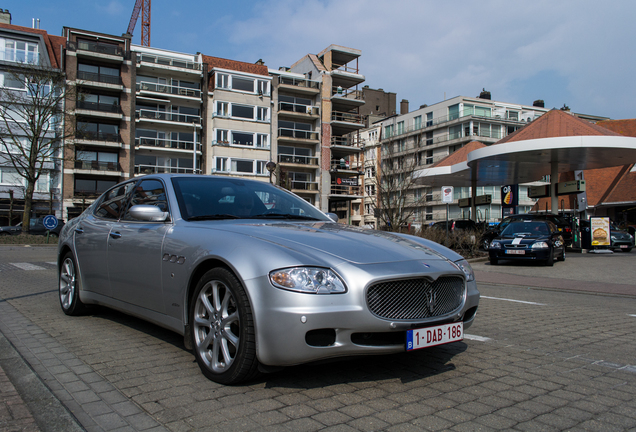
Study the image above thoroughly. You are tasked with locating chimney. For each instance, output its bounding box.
[533,99,545,108]
[478,88,491,100]
[255,59,264,65]
[0,9,12,24]
[400,99,409,115]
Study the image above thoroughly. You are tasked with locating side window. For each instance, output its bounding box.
[122,179,168,221]
[94,182,136,220]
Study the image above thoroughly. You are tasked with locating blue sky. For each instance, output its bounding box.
[6,0,636,119]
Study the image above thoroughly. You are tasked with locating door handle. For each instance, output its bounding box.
[110,232,122,239]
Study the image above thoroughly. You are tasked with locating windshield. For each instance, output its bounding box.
[171,176,329,221]
[501,221,550,237]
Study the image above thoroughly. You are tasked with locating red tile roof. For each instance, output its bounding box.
[497,109,622,144]
[201,55,269,76]
[0,23,65,68]
[431,141,486,167]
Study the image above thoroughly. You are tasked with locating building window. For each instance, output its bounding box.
[426,150,433,165]
[232,76,254,92]
[256,106,268,121]
[414,115,422,130]
[216,73,229,89]
[448,104,459,121]
[425,206,433,220]
[384,124,393,139]
[216,101,229,117]
[397,121,404,135]
[426,112,433,127]
[215,157,228,172]
[426,131,433,146]
[1,39,39,63]
[507,110,519,121]
[256,134,268,148]
[216,129,228,144]
[257,80,269,96]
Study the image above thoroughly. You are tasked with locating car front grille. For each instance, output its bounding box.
[366,276,465,320]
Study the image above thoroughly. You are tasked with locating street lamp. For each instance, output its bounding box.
[266,161,276,184]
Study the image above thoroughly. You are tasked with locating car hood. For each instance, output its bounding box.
[207,221,453,265]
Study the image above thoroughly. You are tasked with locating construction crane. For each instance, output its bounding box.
[127,0,151,47]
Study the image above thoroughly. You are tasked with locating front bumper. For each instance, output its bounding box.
[246,262,480,367]
[489,248,552,261]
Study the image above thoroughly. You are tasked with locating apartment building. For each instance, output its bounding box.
[61,28,132,219]
[374,95,550,227]
[133,46,204,178]
[0,19,65,224]
[205,56,271,181]
[289,45,366,219]
[270,68,321,204]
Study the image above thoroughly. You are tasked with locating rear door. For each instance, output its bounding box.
[74,181,136,297]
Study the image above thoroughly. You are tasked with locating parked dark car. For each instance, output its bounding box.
[480,213,572,250]
[0,218,64,237]
[610,224,634,252]
[488,220,565,266]
[432,219,478,232]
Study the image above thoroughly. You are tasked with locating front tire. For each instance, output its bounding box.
[59,252,88,315]
[190,268,259,385]
[545,251,554,266]
[489,256,498,265]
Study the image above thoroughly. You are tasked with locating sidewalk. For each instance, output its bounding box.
[0,362,40,432]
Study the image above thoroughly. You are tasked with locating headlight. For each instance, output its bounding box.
[453,259,475,282]
[269,267,347,294]
[531,242,549,249]
[611,235,617,240]
[490,241,501,249]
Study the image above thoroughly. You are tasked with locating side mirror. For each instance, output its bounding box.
[128,205,169,222]
[326,212,339,223]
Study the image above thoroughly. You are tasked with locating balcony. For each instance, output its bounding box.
[331,111,364,135]
[75,131,121,143]
[135,164,198,175]
[137,53,202,72]
[277,76,320,95]
[331,86,365,110]
[136,109,201,125]
[330,183,363,198]
[136,137,202,152]
[75,101,123,119]
[289,180,319,192]
[74,160,122,173]
[76,70,123,90]
[278,154,319,166]
[277,127,319,142]
[278,102,319,118]
[70,40,124,62]
[137,81,201,99]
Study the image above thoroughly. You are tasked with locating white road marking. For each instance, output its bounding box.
[481,295,546,305]
[10,263,46,271]
[464,334,492,342]
[46,262,57,266]
[629,314,636,317]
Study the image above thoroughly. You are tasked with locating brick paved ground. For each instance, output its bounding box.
[1,246,635,431]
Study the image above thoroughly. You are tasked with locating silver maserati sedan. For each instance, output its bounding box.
[58,174,480,384]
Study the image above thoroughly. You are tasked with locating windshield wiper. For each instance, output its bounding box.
[187,214,240,221]
[248,213,322,221]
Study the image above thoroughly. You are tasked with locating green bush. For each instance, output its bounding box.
[417,227,485,259]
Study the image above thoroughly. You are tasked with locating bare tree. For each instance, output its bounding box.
[367,137,428,231]
[0,63,74,234]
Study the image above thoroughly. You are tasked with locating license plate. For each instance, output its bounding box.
[506,249,525,254]
[620,245,629,248]
[406,322,463,351]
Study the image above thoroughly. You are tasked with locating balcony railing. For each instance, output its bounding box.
[138,53,202,71]
[331,111,362,124]
[136,137,201,152]
[75,131,121,142]
[136,109,201,124]
[331,86,362,99]
[278,154,319,166]
[74,40,123,57]
[330,137,356,147]
[383,112,540,140]
[289,180,319,191]
[135,164,197,175]
[278,76,320,89]
[330,184,362,196]
[137,81,201,98]
[76,100,122,114]
[278,102,319,115]
[74,160,121,172]
[278,127,319,141]
[331,62,359,74]
[77,70,122,85]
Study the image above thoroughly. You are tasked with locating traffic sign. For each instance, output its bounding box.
[43,215,58,230]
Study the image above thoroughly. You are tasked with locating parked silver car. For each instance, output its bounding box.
[57,175,480,384]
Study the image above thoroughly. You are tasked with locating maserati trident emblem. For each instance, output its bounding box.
[426,289,436,314]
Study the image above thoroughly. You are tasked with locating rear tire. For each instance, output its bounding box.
[190,268,260,385]
[59,252,88,315]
